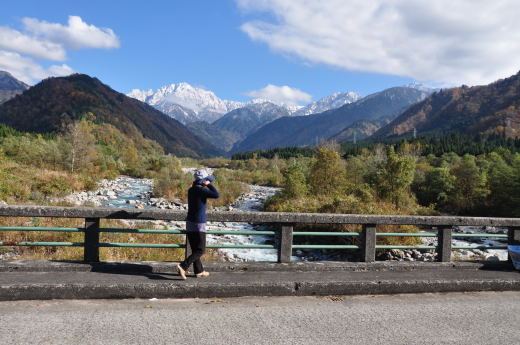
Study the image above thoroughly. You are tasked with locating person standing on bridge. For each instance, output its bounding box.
[177,169,219,279]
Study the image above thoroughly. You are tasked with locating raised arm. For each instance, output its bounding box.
[200,183,220,199]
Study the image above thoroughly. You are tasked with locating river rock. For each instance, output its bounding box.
[486,255,500,261]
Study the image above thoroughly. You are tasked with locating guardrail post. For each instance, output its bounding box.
[509,227,520,245]
[360,224,376,262]
[437,226,452,262]
[84,218,100,262]
[278,224,293,263]
[508,227,520,263]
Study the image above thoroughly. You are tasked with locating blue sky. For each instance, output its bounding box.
[1,1,519,104]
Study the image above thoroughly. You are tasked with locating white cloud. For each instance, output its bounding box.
[23,16,120,50]
[0,16,118,84]
[48,64,75,77]
[245,84,311,106]
[237,0,520,86]
[0,50,74,84]
[0,27,66,61]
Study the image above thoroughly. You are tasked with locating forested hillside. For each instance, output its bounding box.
[0,74,222,157]
[375,71,520,139]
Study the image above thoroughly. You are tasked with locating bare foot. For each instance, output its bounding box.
[177,264,187,280]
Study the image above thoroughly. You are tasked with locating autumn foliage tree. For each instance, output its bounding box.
[64,118,97,173]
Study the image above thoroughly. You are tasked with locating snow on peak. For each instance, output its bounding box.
[127,88,154,103]
[127,83,361,124]
[149,83,242,114]
[292,91,361,116]
[127,82,244,123]
[405,82,440,93]
[242,98,301,114]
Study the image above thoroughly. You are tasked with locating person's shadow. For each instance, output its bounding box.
[52,260,186,280]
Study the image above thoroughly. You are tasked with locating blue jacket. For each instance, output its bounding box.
[186,183,220,223]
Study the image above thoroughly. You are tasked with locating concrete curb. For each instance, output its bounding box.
[1,278,519,301]
[0,260,512,273]
[2,260,517,301]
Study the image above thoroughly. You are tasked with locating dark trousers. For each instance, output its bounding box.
[180,231,206,274]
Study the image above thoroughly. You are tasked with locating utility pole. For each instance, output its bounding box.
[353,132,357,144]
[413,127,417,139]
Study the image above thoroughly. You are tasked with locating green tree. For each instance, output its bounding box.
[449,154,490,214]
[486,152,520,216]
[282,163,308,198]
[308,147,346,195]
[344,156,368,186]
[511,154,520,216]
[373,146,416,208]
[414,164,455,208]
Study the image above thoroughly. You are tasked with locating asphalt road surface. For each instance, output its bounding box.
[1,292,518,345]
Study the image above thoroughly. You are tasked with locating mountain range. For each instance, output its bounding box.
[128,83,243,124]
[2,69,516,158]
[0,71,29,104]
[374,71,520,139]
[128,82,364,151]
[233,87,430,152]
[127,83,363,126]
[292,91,361,116]
[0,74,221,157]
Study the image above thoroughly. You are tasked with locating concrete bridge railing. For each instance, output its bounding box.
[0,205,519,263]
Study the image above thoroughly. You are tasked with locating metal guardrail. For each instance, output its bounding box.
[0,205,518,263]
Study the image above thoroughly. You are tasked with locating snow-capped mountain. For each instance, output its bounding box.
[152,101,197,125]
[198,101,291,151]
[404,82,441,94]
[127,83,243,124]
[126,88,153,103]
[215,101,290,129]
[292,91,361,116]
[233,86,429,152]
[127,82,309,124]
[246,97,303,114]
[127,82,365,130]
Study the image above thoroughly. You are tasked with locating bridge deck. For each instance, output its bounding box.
[0,261,518,301]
